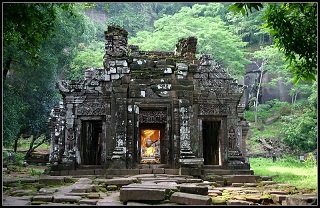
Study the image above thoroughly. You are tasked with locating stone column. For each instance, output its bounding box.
[110,89,128,169]
[179,99,203,175]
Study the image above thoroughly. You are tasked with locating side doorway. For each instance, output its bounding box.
[202,120,222,165]
[80,120,102,165]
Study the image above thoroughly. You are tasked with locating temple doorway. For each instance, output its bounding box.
[202,121,221,165]
[80,120,102,165]
[139,124,165,164]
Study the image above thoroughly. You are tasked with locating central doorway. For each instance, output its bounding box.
[202,121,221,165]
[139,124,165,164]
[80,120,102,165]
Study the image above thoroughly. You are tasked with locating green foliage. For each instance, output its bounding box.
[3,3,75,73]
[3,81,26,147]
[129,3,250,78]
[105,3,196,36]
[68,40,104,80]
[28,168,44,176]
[228,3,264,16]
[280,113,317,152]
[3,3,100,146]
[279,81,317,152]
[250,156,317,189]
[263,3,317,84]
[229,3,317,84]
[246,99,291,122]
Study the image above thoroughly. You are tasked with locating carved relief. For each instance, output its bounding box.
[198,104,227,115]
[76,102,108,115]
[67,128,74,150]
[228,126,236,150]
[139,110,166,123]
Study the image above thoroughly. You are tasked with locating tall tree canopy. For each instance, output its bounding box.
[129,3,250,78]
[3,3,75,78]
[229,2,318,84]
[3,3,98,147]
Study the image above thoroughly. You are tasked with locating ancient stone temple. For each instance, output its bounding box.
[48,25,251,176]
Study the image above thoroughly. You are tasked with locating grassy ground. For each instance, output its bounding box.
[250,156,317,190]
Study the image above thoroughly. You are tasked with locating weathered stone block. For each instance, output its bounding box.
[170,192,212,205]
[120,188,166,202]
[53,195,81,203]
[179,185,208,195]
[284,195,317,205]
[152,168,164,174]
[32,195,53,202]
[140,169,153,174]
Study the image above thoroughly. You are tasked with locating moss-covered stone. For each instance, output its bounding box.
[211,196,227,205]
[107,184,118,191]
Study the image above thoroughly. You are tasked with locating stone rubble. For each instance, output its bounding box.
[2,174,317,206]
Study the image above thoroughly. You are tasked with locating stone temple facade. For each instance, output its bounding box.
[48,25,250,176]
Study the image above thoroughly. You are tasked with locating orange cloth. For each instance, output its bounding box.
[141,130,160,148]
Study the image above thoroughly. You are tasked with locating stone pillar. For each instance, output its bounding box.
[179,99,203,176]
[172,99,180,168]
[126,102,135,169]
[110,89,128,169]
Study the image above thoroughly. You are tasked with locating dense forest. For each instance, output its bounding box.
[3,3,317,158]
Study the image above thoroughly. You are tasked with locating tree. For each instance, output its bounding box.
[3,3,101,158]
[280,82,317,152]
[129,3,250,78]
[229,3,317,84]
[3,3,75,79]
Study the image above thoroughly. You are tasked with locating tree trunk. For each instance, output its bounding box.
[3,57,12,80]
[254,62,264,125]
[24,134,46,160]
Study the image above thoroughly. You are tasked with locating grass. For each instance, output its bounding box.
[249,156,317,190]
[17,136,50,150]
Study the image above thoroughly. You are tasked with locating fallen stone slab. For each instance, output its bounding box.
[270,194,287,204]
[10,189,35,196]
[226,175,259,183]
[179,184,208,195]
[120,188,166,203]
[70,184,95,193]
[170,192,212,205]
[103,177,138,186]
[283,194,317,205]
[176,178,203,183]
[211,196,227,205]
[245,194,263,203]
[268,190,288,195]
[2,196,32,206]
[3,177,38,186]
[53,195,82,203]
[243,183,258,187]
[87,192,100,199]
[38,187,58,194]
[208,189,222,196]
[227,199,252,205]
[65,192,89,197]
[32,195,53,202]
[39,176,66,185]
[78,199,98,205]
[75,178,93,184]
[124,183,179,192]
[261,180,276,185]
